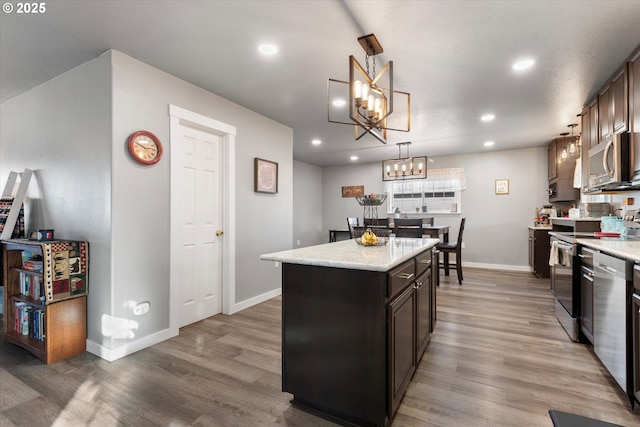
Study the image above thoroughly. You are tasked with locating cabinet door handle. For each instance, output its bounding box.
[582,272,594,282]
[398,273,414,280]
[603,139,614,178]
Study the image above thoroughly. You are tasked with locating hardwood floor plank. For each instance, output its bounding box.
[2,267,639,426]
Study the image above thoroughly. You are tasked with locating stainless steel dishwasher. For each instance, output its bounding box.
[593,251,631,393]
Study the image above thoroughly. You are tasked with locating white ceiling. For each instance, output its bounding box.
[2,0,640,166]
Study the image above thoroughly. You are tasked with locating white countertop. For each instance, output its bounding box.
[576,238,640,263]
[260,237,440,272]
[529,225,552,230]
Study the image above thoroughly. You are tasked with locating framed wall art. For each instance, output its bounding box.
[341,185,365,197]
[254,158,278,194]
[495,179,509,195]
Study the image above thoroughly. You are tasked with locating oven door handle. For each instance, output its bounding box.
[555,242,575,255]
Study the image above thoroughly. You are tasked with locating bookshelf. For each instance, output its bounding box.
[2,239,88,364]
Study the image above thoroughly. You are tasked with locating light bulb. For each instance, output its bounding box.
[354,80,362,100]
[361,84,369,103]
[368,95,375,112]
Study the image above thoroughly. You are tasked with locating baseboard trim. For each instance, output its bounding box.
[86,327,177,362]
[228,287,282,315]
[460,262,531,272]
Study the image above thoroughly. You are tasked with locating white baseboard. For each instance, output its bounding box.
[86,288,282,362]
[460,262,531,272]
[228,287,282,314]
[86,327,177,362]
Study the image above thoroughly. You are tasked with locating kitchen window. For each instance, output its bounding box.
[386,168,465,214]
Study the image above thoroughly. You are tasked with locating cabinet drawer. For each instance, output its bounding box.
[388,260,416,299]
[579,246,595,268]
[415,250,432,277]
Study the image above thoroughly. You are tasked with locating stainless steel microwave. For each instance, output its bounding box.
[588,132,631,190]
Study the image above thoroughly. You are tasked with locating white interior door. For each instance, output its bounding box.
[178,124,223,327]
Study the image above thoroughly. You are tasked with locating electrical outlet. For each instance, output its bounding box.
[275,261,280,268]
[133,302,150,316]
[461,242,466,249]
[297,240,300,246]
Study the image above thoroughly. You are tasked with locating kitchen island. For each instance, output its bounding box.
[261,237,439,427]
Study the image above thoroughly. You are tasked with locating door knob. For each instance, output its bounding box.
[216,230,224,236]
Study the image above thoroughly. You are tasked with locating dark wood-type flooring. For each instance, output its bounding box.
[2,268,640,426]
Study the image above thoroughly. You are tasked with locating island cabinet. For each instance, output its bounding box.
[2,239,89,364]
[270,239,438,427]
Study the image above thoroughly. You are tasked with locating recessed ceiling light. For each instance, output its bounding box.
[512,58,535,71]
[311,139,322,146]
[332,99,347,107]
[481,114,495,122]
[350,155,359,161]
[484,141,495,147]
[258,44,279,55]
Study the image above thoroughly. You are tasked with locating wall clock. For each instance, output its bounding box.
[127,130,163,165]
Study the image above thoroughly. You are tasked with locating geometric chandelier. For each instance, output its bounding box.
[382,142,427,181]
[328,34,410,144]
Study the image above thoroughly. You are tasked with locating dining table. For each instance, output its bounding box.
[330,224,450,244]
[328,229,351,242]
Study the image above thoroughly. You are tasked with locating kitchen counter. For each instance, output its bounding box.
[529,224,552,230]
[576,238,640,263]
[260,237,439,272]
[261,237,439,426]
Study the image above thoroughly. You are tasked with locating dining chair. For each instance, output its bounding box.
[422,217,434,225]
[364,217,389,228]
[437,218,466,284]
[394,218,423,238]
[346,217,359,239]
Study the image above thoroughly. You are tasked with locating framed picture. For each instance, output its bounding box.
[495,179,509,195]
[341,185,364,197]
[254,158,278,193]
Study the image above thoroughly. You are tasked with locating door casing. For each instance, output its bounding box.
[169,104,236,336]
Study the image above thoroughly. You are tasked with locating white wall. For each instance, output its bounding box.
[1,50,293,360]
[293,160,323,247]
[319,147,549,270]
[0,54,113,349]
[110,50,293,351]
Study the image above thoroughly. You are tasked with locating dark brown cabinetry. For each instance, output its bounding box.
[612,65,629,134]
[548,140,557,181]
[388,284,416,417]
[548,136,580,202]
[387,250,435,419]
[580,100,598,192]
[599,84,613,145]
[630,48,640,181]
[598,63,628,145]
[282,246,437,426]
[529,227,550,278]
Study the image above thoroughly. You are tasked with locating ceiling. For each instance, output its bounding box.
[2,1,640,167]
